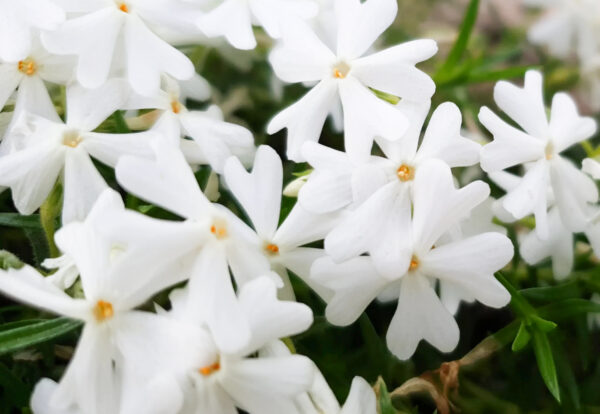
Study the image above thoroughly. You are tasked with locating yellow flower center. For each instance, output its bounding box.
[332,62,350,79]
[117,2,129,12]
[545,142,554,160]
[396,164,415,182]
[171,100,182,114]
[93,300,114,322]
[264,243,280,255]
[409,255,420,271]
[17,59,37,76]
[210,221,228,239]
[198,360,221,376]
[62,130,83,148]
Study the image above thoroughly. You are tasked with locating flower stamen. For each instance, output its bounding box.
[396,164,415,182]
[264,243,279,255]
[17,59,37,76]
[171,100,182,114]
[62,130,83,148]
[332,62,351,79]
[117,2,129,12]
[409,255,420,271]
[199,361,220,376]
[93,300,114,322]
[210,221,228,239]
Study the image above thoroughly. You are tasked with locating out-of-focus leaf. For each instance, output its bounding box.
[521,281,582,302]
[530,315,557,333]
[511,322,531,352]
[112,110,131,133]
[550,336,581,410]
[0,361,29,407]
[23,227,49,268]
[0,318,81,356]
[0,214,42,229]
[538,299,600,321]
[371,88,400,105]
[436,0,480,78]
[466,66,538,83]
[531,330,561,403]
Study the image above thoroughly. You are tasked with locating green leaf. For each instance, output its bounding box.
[112,110,131,133]
[437,0,480,75]
[531,329,561,403]
[0,317,82,356]
[0,214,42,229]
[0,361,29,408]
[376,377,396,414]
[23,227,50,268]
[520,281,582,302]
[511,322,531,352]
[530,315,557,333]
[550,336,581,410]
[466,65,538,83]
[538,299,600,321]
[371,88,400,105]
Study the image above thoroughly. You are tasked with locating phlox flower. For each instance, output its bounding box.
[224,145,337,299]
[583,157,600,180]
[524,0,600,62]
[116,138,273,353]
[0,190,200,414]
[267,0,437,162]
[479,70,598,239]
[0,38,74,117]
[196,0,319,50]
[0,0,65,61]
[293,367,376,414]
[41,0,195,95]
[127,75,255,173]
[311,160,513,359]
[303,102,480,279]
[140,276,315,414]
[0,80,157,223]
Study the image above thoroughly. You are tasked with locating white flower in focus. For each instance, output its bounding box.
[197,0,319,50]
[0,190,196,414]
[479,70,598,239]
[295,368,376,414]
[116,138,272,353]
[267,0,437,161]
[0,0,65,61]
[224,145,337,299]
[524,0,600,61]
[153,276,315,414]
[312,161,513,359]
[128,75,255,173]
[0,39,74,116]
[0,81,157,223]
[41,0,195,95]
[307,102,480,279]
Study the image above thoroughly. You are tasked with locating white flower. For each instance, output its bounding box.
[224,145,337,299]
[0,80,156,223]
[127,75,255,173]
[0,0,65,61]
[0,190,195,414]
[583,157,600,179]
[41,0,195,95]
[267,0,437,162]
[312,160,513,359]
[295,369,376,414]
[147,276,315,414]
[0,38,74,115]
[116,138,272,352]
[308,102,480,279]
[524,0,600,61]
[197,0,319,50]
[479,70,598,239]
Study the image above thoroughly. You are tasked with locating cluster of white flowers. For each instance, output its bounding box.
[0,0,597,412]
